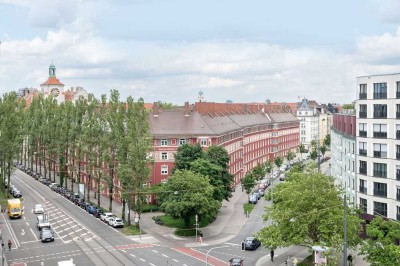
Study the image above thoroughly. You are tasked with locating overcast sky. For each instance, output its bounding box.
[1,0,400,104]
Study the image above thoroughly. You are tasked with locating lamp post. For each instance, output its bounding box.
[205,246,228,265]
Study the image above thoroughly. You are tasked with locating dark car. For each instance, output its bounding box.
[40,227,54,242]
[87,205,98,215]
[229,258,244,266]
[243,236,261,250]
[94,209,104,219]
[13,189,22,198]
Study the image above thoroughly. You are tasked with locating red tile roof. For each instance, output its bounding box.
[41,77,64,86]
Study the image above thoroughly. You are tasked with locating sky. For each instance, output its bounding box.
[1,0,400,104]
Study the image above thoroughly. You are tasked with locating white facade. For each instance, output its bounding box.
[356,73,400,220]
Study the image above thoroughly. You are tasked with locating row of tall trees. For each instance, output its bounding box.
[0,90,151,224]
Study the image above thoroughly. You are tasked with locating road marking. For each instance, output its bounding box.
[152,250,158,253]
[162,254,168,258]
[173,259,179,262]
[130,254,136,258]
[30,228,38,241]
[140,258,146,262]
[21,229,25,236]
[26,222,29,226]
[225,242,240,246]
[149,263,156,266]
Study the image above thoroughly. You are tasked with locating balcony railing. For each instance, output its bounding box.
[397,152,400,160]
[373,93,387,99]
[397,112,400,119]
[373,170,386,177]
[359,131,367,137]
[374,209,387,217]
[359,93,367,99]
[359,167,367,175]
[359,187,367,194]
[373,189,387,197]
[373,132,387,138]
[359,111,367,118]
[374,112,387,118]
[397,131,400,139]
[397,171,400,180]
[397,193,400,201]
[359,149,367,156]
[374,151,387,158]
[397,91,400,99]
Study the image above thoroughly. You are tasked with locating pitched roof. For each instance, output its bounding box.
[41,77,65,86]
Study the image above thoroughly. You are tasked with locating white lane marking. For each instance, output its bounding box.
[225,242,241,246]
[183,264,188,266]
[162,254,168,258]
[140,258,146,262]
[21,229,25,236]
[130,254,136,258]
[41,262,44,265]
[29,228,39,241]
[121,250,127,253]
[152,250,158,253]
[173,259,179,262]
[149,263,156,266]
[26,222,30,226]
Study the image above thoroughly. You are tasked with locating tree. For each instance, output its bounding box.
[286,151,295,164]
[157,101,179,109]
[298,143,306,160]
[157,170,220,228]
[360,217,400,265]
[173,143,203,173]
[251,163,265,181]
[257,172,362,263]
[342,103,354,110]
[310,140,317,149]
[310,149,318,160]
[241,173,256,200]
[274,156,283,169]
[264,161,273,174]
[204,145,234,200]
[320,145,327,159]
[324,134,331,147]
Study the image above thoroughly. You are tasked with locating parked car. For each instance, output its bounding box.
[258,188,265,196]
[252,191,260,200]
[271,170,280,179]
[94,209,104,219]
[249,194,258,204]
[100,212,114,223]
[108,217,124,228]
[13,189,22,198]
[279,174,286,181]
[280,164,288,172]
[229,258,244,266]
[40,227,54,242]
[243,236,261,250]
[86,205,98,215]
[34,204,44,214]
[49,183,58,189]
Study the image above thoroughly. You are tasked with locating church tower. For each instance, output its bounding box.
[198,90,205,102]
[41,63,65,103]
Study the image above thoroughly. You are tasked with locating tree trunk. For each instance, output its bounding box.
[122,199,126,221]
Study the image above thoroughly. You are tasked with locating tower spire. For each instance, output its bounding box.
[49,62,56,77]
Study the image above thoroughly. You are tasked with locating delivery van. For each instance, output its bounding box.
[8,199,23,219]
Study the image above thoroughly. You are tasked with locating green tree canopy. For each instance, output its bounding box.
[241,173,256,199]
[251,163,265,181]
[258,172,362,260]
[286,151,295,163]
[173,143,203,173]
[324,134,331,147]
[157,170,221,228]
[320,145,327,157]
[274,156,283,168]
[360,217,400,265]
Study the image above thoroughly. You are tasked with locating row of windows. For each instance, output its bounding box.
[155,138,210,147]
[359,82,400,100]
[359,198,392,218]
[358,123,400,139]
[359,104,400,119]
[359,161,400,179]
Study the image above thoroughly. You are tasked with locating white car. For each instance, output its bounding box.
[280,164,288,172]
[34,204,44,214]
[100,212,114,223]
[108,217,124,228]
[271,171,280,179]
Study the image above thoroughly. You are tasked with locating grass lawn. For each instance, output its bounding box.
[298,255,313,266]
[243,203,255,215]
[121,224,146,235]
[157,214,215,237]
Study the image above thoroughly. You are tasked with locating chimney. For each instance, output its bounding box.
[153,102,159,117]
[184,102,190,117]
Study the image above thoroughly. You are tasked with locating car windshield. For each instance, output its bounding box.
[11,208,20,212]
[35,204,42,209]
[116,219,122,222]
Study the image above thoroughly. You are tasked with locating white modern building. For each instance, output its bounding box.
[331,110,356,204]
[356,73,400,221]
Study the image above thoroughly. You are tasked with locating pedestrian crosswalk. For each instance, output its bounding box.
[43,200,98,243]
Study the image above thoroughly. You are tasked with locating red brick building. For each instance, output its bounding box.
[149,102,300,186]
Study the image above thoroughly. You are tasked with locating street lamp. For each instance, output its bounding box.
[205,246,228,265]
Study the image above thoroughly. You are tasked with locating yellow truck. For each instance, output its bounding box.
[8,199,23,219]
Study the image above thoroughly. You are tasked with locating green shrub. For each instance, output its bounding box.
[141,204,160,213]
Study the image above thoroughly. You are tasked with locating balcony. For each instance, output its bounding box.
[374,151,387,158]
[359,112,367,118]
[397,171,400,180]
[373,189,387,197]
[359,167,367,175]
[373,132,387,138]
[397,152,400,160]
[397,91,400,99]
[373,170,386,178]
[359,187,367,194]
[374,209,387,217]
[374,112,387,118]
[359,93,367,99]
[397,112,400,119]
[359,149,367,156]
[373,93,387,99]
[397,131,400,139]
[397,193,400,201]
[359,131,367,137]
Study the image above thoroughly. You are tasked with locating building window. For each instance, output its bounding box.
[397,145,400,160]
[359,179,367,194]
[397,206,400,221]
[397,104,400,119]
[161,152,168,160]
[373,143,387,158]
[161,139,169,146]
[359,84,367,99]
[179,139,187,146]
[373,201,387,217]
[359,141,367,156]
[359,104,367,118]
[397,187,400,201]
[161,165,168,175]
[359,160,367,175]
[373,124,387,138]
[397,81,400,99]
[360,198,367,213]
[373,182,387,197]
[199,138,208,146]
[359,123,367,137]
[373,83,387,99]
[397,166,400,181]
[373,163,387,177]
[373,104,387,118]
[397,125,400,140]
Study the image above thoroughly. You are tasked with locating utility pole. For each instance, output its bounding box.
[317,112,321,173]
[343,194,347,266]
[195,214,199,243]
